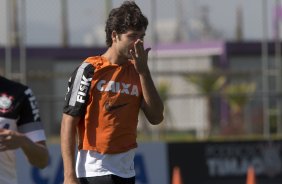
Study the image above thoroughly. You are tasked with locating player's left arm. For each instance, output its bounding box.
[20,138,49,169]
[10,87,49,168]
[140,73,164,125]
[131,39,164,125]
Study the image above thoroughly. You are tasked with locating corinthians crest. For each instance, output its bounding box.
[0,93,13,113]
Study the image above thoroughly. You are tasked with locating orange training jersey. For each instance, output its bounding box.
[63,56,143,154]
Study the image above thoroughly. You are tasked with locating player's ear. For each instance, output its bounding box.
[112,31,118,42]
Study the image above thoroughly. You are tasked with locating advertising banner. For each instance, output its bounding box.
[16,142,169,184]
[168,140,282,184]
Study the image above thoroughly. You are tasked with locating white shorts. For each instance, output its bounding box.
[76,149,136,178]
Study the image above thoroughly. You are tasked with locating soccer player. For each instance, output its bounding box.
[60,1,164,184]
[0,75,49,184]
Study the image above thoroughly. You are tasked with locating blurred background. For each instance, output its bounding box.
[2,0,282,183]
[1,0,282,141]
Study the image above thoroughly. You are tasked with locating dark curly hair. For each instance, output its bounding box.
[105,1,148,47]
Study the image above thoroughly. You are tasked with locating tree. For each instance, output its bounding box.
[185,72,226,136]
[222,83,256,135]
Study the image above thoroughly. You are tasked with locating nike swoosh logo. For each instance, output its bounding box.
[105,103,128,111]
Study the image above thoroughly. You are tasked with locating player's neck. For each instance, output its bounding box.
[102,48,128,65]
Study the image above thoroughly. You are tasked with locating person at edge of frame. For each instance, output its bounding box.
[0,72,49,184]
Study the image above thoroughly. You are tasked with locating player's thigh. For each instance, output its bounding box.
[78,175,135,184]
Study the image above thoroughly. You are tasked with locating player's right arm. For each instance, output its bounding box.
[61,114,80,184]
[60,62,94,184]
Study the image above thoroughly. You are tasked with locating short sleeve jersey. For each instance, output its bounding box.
[63,56,143,154]
[0,76,46,184]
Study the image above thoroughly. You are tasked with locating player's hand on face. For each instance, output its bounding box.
[0,128,24,151]
[130,39,151,75]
